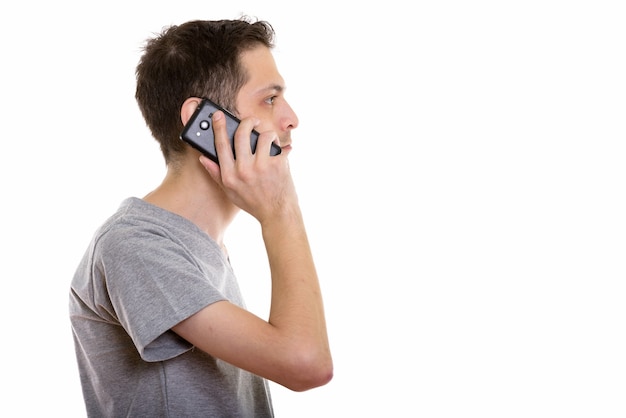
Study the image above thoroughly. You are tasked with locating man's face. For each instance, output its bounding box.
[235,46,299,151]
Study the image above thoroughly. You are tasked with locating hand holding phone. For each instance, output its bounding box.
[180,98,282,164]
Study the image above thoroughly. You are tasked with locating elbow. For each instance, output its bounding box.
[292,357,334,392]
[279,346,334,392]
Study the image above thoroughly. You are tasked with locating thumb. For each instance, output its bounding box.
[199,155,222,185]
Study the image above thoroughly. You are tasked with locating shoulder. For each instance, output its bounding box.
[91,198,174,259]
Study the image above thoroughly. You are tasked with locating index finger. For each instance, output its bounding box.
[211,110,235,169]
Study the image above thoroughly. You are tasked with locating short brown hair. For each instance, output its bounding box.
[135,17,275,164]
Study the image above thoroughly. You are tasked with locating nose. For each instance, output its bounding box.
[281,101,299,132]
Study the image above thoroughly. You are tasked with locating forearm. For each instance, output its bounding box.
[262,205,331,363]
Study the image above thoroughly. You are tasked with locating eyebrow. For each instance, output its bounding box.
[259,83,285,95]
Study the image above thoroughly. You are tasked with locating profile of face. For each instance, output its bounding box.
[235,46,299,151]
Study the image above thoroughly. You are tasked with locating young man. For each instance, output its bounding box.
[69,18,333,417]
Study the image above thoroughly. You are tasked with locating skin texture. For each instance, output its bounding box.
[144,45,333,391]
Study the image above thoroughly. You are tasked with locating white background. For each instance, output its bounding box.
[1,1,625,417]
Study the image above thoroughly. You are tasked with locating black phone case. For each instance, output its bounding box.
[180,98,281,164]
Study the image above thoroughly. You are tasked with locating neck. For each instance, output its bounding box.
[143,152,239,247]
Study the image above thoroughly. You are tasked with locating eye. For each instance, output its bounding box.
[264,96,277,105]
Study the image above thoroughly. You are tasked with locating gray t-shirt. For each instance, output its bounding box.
[69,197,273,417]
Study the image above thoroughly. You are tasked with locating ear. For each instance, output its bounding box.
[181,97,202,125]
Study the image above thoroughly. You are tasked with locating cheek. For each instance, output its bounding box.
[234,101,262,120]
[251,109,276,131]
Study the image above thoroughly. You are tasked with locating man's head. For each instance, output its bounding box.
[135,17,275,165]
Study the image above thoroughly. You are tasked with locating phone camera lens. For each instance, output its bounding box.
[199,120,210,130]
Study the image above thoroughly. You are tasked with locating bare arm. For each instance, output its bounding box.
[172,111,333,391]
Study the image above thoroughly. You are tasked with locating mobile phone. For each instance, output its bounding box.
[180,98,281,164]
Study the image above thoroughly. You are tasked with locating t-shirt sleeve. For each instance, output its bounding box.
[94,224,228,362]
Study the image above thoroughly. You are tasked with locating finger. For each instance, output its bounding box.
[211,111,235,169]
[233,117,260,162]
[256,131,284,160]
